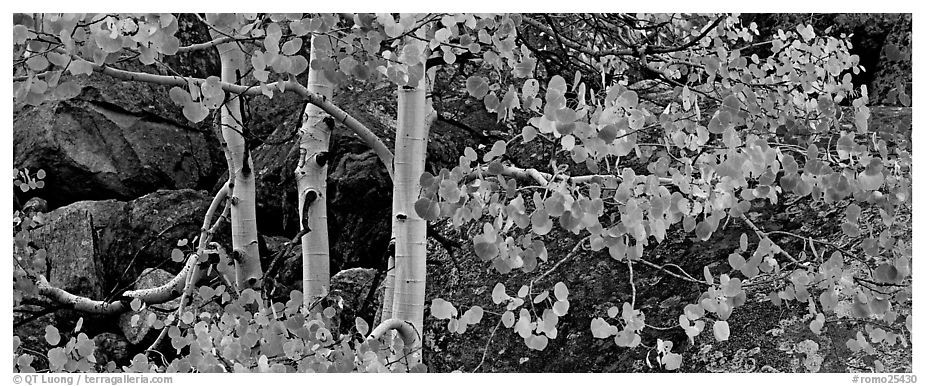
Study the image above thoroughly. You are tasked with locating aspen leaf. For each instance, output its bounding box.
[809,315,824,335]
[857,168,884,191]
[430,298,457,319]
[713,320,730,341]
[26,55,49,72]
[607,306,619,318]
[547,75,567,95]
[182,101,209,123]
[530,209,553,235]
[355,317,369,336]
[533,290,549,304]
[728,253,746,271]
[526,334,548,351]
[492,283,508,304]
[130,298,143,312]
[13,24,31,45]
[522,125,538,142]
[590,317,613,338]
[554,282,569,301]
[281,37,303,55]
[414,198,440,221]
[874,263,900,284]
[181,311,195,325]
[598,124,618,142]
[48,348,68,370]
[45,325,61,345]
[502,310,515,328]
[684,303,705,320]
[695,221,713,241]
[474,237,499,261]
[466,76,489,99]
[522,78,540,99]
[552,300,570,316]
[462,306,484,324]
[662,352,682,370]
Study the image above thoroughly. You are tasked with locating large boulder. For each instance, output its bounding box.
[15,189,218,358]
[13,95,226,210]
[13,14,224,210]
[28,189,219,301]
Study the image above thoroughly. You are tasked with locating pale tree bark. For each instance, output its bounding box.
[297,35,333,310]
[209,24,263,291]
[390,63,430,343]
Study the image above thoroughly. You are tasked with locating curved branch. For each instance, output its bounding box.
[466,164,674,187]
[368,318,420,347]
[31,183,232,315]
[33,255,194,314]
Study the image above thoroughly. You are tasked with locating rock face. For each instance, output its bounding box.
[249,87,395,271]
[14,95,226,210]
[28,189,217,301]
[330,268,381,334]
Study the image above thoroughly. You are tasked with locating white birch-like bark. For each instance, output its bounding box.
[296,35,333,309]
[391,64,429,340]
[210,27,263,290]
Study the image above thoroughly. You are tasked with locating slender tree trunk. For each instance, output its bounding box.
[297,35,333,310]
[391,64,429,339]
[211,30,262,291]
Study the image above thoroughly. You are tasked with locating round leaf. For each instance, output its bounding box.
[713,320,730,341]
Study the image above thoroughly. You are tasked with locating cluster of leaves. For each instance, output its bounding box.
[419,13,911,368]
[13,168,48,308]
[430,281,571,351]
[15,320,96,372]
[13,13,182,105]
[14,168,46,193]
[14,287,426,373]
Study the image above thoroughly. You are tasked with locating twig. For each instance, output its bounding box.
[634,258,710,286]
[531,237,588,285]
[471,317,503,373]
[627,258,637,308]
[741,217,800,264]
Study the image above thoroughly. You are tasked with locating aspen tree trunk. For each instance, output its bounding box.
[296,35,333,309]
[211,28,263,290]
[390,64,429,338]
